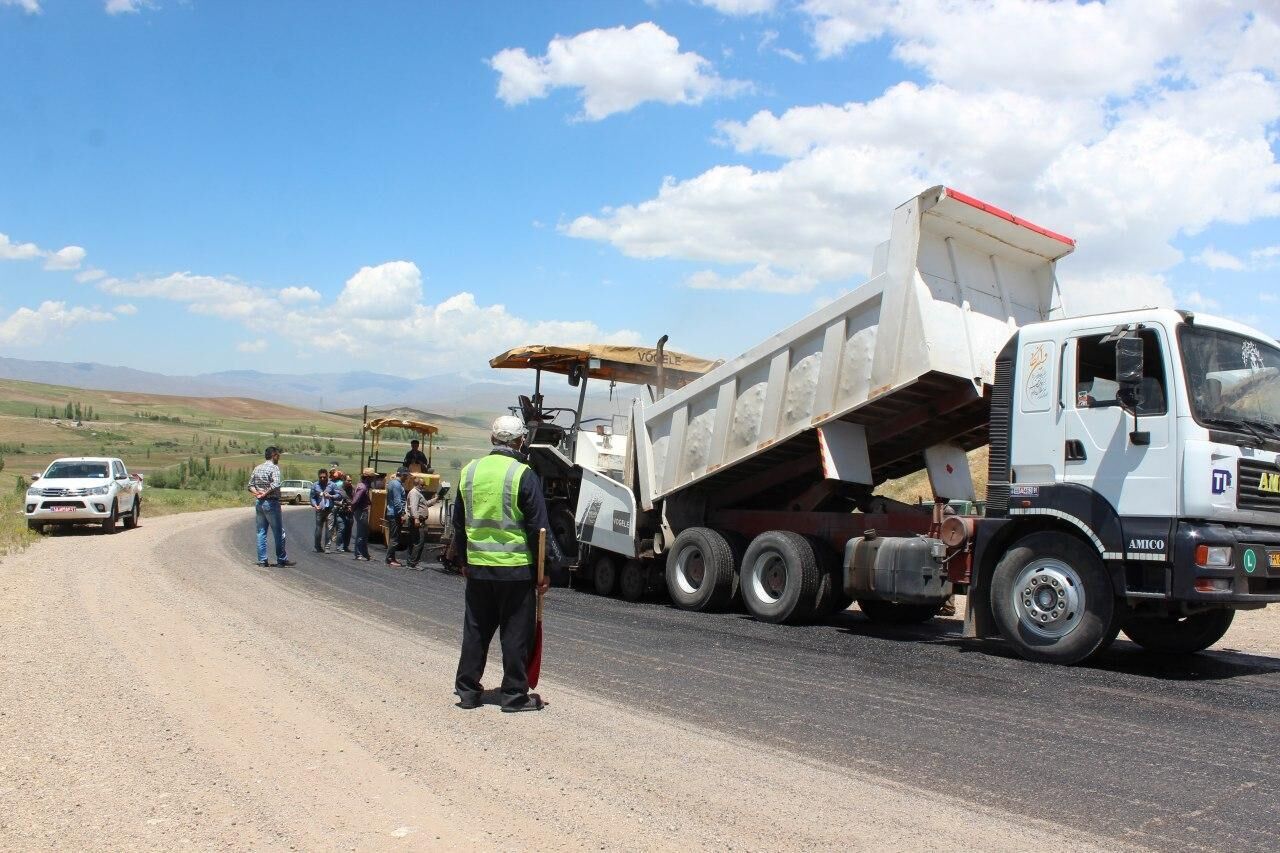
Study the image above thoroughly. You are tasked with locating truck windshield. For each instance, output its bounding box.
[44,461,110,479]
[1181,326,1280,431]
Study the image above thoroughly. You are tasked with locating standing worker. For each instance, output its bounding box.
[351,468,374,562]
[248,446,293,568]
[384,466,410,567]
[405,475,441,570]
[450,415,560,712]
[309,468,332,553]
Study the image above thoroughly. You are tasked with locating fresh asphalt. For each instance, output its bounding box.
[233,507,1280,851]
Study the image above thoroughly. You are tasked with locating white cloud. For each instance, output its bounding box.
[701,0,777,14]
[567,8,1280,301]
[491,22,749,120]
[1,0,41,13]
[1194,247,1246,272]
[278,285,322,304]
[113,303,138,315]
[687,264,816,293]
[333,261,422,320]
[75,268,107,283]
[99,272,277,319]
[105,0,152,13]
[1182,290,1222,312]
[1252,246,1280,269]
[236,340,268,353]
[1062,273,1176,317]
[43,245,86,271]
[0,233,41,261]
[0,301,115,346]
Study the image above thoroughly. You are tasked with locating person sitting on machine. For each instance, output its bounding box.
[403,439,430,473]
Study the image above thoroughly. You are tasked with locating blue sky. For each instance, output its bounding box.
[1,0,1278,379]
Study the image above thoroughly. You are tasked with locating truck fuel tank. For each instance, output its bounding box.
[844,533,951,605]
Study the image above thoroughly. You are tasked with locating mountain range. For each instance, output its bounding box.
[0,356,628,417]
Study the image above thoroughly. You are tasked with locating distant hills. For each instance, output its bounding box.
[0,356,629,418]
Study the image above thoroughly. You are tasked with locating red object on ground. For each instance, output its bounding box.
[527,528,546,689]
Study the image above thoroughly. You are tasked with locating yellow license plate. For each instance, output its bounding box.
[1269,552,1280,569]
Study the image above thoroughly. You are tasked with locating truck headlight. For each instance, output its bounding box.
[1194,545,1232,568]
[89,485,111,495]
[26,487,40,496]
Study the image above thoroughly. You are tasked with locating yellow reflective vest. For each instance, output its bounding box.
[460,453,532,567]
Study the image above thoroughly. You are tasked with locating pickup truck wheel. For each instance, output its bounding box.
[123,499,140,529]
[991,532,1115,664]
[1122,610,1234,654]
[27,520,45,535]
[101,504,118,534]
[666,527,737,612]
[592,555,619,596]
[739,531,822,624]
[618,559,646,602]
[858,599,942,624]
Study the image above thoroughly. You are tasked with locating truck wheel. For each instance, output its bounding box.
[619,559,647,602]
[666,527,738,612]
[806,537,845,618]
[991,532,1115,664]
[124,499,141,530]
[101,504,118,534]
[858,599,942,624]
[1122,610,1234,654]
[739,531,822,624]
[27,520,44,535]
[593,555,619,596]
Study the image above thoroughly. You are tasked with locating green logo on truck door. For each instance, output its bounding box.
[1244,549,1257,574]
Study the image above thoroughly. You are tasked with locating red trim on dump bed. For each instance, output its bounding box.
[944,188,1076,247]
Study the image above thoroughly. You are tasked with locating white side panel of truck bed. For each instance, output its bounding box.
[635,186,1074,508]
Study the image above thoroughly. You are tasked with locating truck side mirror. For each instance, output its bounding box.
[1115,336,1145,413]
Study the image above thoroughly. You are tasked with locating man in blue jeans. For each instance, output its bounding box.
[248,446,294,568]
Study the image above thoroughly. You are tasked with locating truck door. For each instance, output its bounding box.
[112,460,129,512]
[1063,329,1176,516]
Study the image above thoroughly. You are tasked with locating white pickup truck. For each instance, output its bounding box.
[25,456,143,534]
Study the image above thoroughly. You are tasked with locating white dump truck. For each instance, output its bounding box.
[493,186,1280,664]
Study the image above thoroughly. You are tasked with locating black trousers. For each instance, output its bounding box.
[408,522,429,566]
[455,577,536,707]
[384,515,402,562]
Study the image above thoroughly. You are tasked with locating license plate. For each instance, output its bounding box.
[50,505,77,512]
[1270,552,1280,569]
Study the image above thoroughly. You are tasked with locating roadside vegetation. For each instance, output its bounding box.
[0,378,494,558]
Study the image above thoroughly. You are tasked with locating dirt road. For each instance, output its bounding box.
[0,509,1118,852]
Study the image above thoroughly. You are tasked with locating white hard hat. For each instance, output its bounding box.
[491,415,528,443]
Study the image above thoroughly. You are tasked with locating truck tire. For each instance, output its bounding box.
[666,527,738,612]
[1122,610,1234,654]
[991,532,1116,664]
[858,599,942,625]
[27,520,44,534]
[619,559,647,602]
[124,498,140,530]
[806,537,845,618]
[739,531,822,624]
[593,554,619,596]
[101,504,118,534]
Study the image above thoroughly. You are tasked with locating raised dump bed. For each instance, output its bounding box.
[633,186,1076,510]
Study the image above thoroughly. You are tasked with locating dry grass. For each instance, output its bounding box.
[878,446,991,504]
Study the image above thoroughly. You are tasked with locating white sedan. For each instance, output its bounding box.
[25,456,143,534]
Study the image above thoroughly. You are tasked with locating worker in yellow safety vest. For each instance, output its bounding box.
[450,415,561,712]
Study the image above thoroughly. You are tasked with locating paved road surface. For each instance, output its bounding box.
[243,508,1280,851]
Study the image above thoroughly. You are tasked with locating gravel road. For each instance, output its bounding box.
[0,508,1120,852]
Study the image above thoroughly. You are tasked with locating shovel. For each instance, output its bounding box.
[527,528,546,689]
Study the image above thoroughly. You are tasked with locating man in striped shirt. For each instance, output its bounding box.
[248,446,293,568]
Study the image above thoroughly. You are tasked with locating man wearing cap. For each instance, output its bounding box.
[451,415,561,712]
[384,466,411,567]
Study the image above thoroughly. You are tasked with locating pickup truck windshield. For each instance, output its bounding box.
[45,461,110,479]
[1181,326,1280,431]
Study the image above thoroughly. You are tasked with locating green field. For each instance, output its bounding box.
[0,378,494,557]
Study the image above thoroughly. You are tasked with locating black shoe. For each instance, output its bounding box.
[455,697,482,710]
[275,559,295,567]
[500,693,547,713]
[256,560,269,568]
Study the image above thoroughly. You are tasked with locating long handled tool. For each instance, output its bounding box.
[527,527,546,689]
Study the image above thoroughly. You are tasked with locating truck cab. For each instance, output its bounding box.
[968,309,1280,657]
